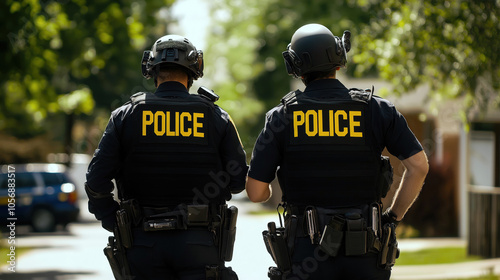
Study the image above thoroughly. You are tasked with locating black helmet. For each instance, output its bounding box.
[282,24,351,77]
[141,35,204,80]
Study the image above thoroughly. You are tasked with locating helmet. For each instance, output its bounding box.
[282,24,351,77]
[141,35,204,80]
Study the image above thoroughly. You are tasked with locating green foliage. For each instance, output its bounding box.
[1,0,175,138]
[206,0,500,146]
[205,0,374,148]
[205,0,269,149]
[352,0,500,122]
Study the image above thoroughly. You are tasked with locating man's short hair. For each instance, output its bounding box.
[155,65,190,81]
[302,69,336,85]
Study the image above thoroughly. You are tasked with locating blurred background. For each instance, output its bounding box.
[1,0,499,279]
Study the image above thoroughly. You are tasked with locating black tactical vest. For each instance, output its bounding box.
[117,92,225,207]
[279,89,381,208]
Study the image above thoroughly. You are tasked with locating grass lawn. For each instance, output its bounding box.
[397,246,482,265]
[397,246,499,280]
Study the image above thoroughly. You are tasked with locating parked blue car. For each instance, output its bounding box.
[0,164,80,232]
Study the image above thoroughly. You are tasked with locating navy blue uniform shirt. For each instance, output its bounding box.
[248,79,423,184]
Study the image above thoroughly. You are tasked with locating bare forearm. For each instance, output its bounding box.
[246,177,272,203]
[389,150,429,220]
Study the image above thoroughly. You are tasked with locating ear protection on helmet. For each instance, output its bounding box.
[142,50,153,79]
[188,50,204,79]
[282,44,302,78]
[341,30,351,64]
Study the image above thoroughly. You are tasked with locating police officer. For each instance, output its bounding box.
[246,24,429,279]
[86,34,247,280]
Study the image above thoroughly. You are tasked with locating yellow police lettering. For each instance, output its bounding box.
[292,109,363,138]
[349,111,363,137]
[193,113,204,137]
[334,110,348,137]
[166,112,175,136]
[318,110,329,136]
[293,111,304,137]
[175,112,180,136]
[329,110,334,136]
[154,111,165,136]
[305,110,317,137]
[142,110,204,138]
[142,111,153,136]
[180,112,192,137]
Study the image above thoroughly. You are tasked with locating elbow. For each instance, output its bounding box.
[418,155,430,177]
[247,190,271,203]
[405,150,430,179]
[245,178,272,203]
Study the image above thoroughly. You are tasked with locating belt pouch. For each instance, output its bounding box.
[345,213,367,256]
[319,215,345,257]
[187,205,210,227]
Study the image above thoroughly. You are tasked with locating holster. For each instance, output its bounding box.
[378,223,400,270]
[104,234,132,280]
[219,205,238,261]
[262,222,291,272]
[116,209,133,248]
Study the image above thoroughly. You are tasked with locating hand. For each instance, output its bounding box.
[382,208,400,227]
[101,214,116,232]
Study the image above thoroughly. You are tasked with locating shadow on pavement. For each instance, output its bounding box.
[0,270,95,279]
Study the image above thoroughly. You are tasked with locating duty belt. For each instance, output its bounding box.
[284,203,382,256]
[142,204,214,231]
[119,200,221,231]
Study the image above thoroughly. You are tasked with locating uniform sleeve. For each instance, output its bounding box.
[248,108,284,183]
[373,98,423,160]
[219,114,248,194]
[85,111,122,222]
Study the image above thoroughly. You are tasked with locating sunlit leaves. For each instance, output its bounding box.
[355,0,499,121]
[58,87,95,115]
[1,0,176,137]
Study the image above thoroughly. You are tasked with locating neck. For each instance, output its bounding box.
[157,78,188,89]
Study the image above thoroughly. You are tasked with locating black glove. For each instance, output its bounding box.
[101,214,117,232]
[382,208,400,227]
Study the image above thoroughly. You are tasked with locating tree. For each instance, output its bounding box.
[206,0,499,149]
[205,0,371,148]
[352,0,500,123]
[1,0,175,145]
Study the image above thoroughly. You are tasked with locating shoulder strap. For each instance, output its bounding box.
[280,90,302,106]
[348,86,374,103]
[280,90,303,113]
[129,92,148,104]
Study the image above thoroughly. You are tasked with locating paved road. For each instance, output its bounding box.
[1,200,499,279]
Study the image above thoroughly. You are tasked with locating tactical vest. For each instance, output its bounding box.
[279,89,382,208]
[117,92,225,207]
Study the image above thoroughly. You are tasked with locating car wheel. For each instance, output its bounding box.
[31,208,57,232]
